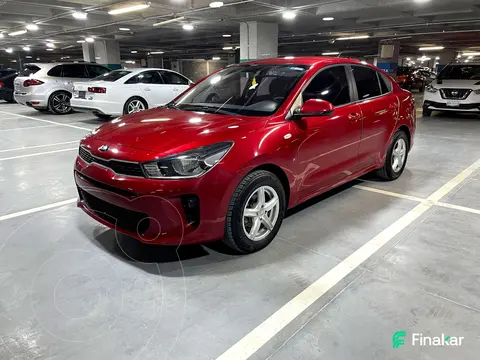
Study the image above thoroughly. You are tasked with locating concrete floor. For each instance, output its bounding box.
[1,98,480,360]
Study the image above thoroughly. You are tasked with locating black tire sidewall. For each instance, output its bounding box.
[225,171,286,254]
[49,91,72,115]
[123,97,148,115]
[384,131,409,180]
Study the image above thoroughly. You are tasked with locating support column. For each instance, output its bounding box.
[377,41,400,78]
[93,40,121,70]
[240,22,278,62]
[437,49,456,72]
[82,42,95,63]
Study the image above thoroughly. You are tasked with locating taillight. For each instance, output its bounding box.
[88,87,107,94]
[23,79,44,87]
[0,82,3,87]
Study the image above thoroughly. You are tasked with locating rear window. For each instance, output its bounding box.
[20,65,40,76]
[93,70,131,82]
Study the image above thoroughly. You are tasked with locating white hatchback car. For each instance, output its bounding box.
[71,68,192,119]
[423,63,480,116]
[14,63,110,114]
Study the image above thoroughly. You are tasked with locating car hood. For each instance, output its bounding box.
[91,107,267,154]
[434,79,480,88]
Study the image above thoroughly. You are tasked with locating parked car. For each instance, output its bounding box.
[14,63,110,114]
[71,68,192,119]
[396,66,436,92]
[0,68,20,103]
[75,57,415,254]
[423,63,480,116]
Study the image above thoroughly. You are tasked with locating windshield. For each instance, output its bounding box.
[438,65,480,80]
[93,70,131,82]
[171,64,308,116]
[20,65,40,76]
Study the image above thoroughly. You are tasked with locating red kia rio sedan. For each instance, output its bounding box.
[75,57,415,253]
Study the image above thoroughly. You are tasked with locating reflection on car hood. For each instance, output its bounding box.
[92,107,266,154]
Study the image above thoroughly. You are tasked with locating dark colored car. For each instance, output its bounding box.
[0,69,20,103]
[397,67,436,92]
[75,57,416,254]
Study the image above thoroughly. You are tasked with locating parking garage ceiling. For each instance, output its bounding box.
[1,0,480,64]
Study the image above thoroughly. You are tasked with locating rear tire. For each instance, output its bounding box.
[48,91,72,115]
[377,130,409,181]
[123,97,148,115]
[93,113,112,120]
[422,108,432,117]
[224,170,286,254]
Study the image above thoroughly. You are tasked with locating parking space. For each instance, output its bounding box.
[1,99,480,360]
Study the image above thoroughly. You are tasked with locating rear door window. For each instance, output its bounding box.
[352,66,382,100]
[62,64,89,78]
[160,71,189,85]
[378,73,392,94]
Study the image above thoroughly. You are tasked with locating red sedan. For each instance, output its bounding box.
[75,57,415,253]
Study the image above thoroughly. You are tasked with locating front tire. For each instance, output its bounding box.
[224,170,286,254]
[422,108,432,117]
[377,130,409,181]
[48,91,72,115]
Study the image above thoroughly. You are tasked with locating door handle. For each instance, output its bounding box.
[172,88,179,91]
[348,113,362,123]
[389,103,398,110]
[144,87,151,91]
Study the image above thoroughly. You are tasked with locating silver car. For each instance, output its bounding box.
[14,62,110,115]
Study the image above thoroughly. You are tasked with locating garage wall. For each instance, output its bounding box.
[179,59,230,81]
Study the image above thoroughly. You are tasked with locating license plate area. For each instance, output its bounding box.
[446,100,460,107]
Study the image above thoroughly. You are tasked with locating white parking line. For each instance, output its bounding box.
[0,147,77,161]
[0,198,77,222]
[0,140,79,153]
[0,110,91,131]
[0,124,60,132]
[216,158,480,360]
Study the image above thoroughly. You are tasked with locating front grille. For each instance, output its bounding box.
[440,88,472,100]
[79,146,145,177]
[75,171,136,197]
[79,189,150,235]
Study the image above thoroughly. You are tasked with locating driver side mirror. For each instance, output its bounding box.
[293,99,335,119]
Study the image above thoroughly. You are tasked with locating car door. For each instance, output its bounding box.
[350,65,399,168]
[294,65,362,196]
[159,70,191,100]
[61,64,90,92]
[134,70,171,106]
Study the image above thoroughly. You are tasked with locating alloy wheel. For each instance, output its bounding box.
[52,93,71,114]
[127,100,145,114]
[242,185,280,241]
[391,138,407,173]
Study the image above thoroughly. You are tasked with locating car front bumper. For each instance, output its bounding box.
[74,143,238,245]
[423,90,480,112]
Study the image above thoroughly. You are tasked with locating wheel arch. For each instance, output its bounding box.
[246,163,291,208]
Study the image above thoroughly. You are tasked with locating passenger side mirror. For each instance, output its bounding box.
[293,99,335,118]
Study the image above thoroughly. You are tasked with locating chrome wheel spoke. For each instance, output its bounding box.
[257,187,266,207]
[261,216,274,231]
[248,218,261,239]
[264,196,278,212]
[244,208,258,217]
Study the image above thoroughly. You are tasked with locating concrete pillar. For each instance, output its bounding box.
[437,49,456,72]
[82,42,95,63]
[93,40,121,70]
[377,41,400,78]
[240,22,278,62]
[147,56,164,68]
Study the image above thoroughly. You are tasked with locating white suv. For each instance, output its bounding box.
[423,63,480,117]
[14,63,110,114]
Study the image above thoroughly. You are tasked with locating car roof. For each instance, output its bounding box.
[120,68,180,74]
[25,62,107,69]
[239,56,366,67]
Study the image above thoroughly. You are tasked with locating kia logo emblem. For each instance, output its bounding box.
[98,145,109,152]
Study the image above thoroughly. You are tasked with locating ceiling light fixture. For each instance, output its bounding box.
[73,11,88,20]
[222,46,233,50]
[435,56,440,60]
[406,57,411,61]
[418,46,444,51]
[209,1,224,8]
[5,48,13,53]
[282,10,296,20]
[119,27,131,31]
[26,24,39,31]
[131,50,137,53]
[0,34,3,38]
[46,42,55,48]
[417,56,431,61]
[337,35,369,40]
[212,56,221,60]
[108,3,150,15]
[46,48,54,51]
[323,17,334,21]
[322,51,340,55]
[150,51,165,54]
[26,55,32,58]
[85,37,94,43]
[462,52,480,56]
[77,40,85,43]
[222,34,231,37]
[45,39,54,42]
[153,16,185,26]
[23,46,30,51]
[182,24,194,31]
[467,55,473,59]
[8,29,27,36]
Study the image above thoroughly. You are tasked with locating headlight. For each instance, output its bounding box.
[142,141,233,179]
[425,84,438,93]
